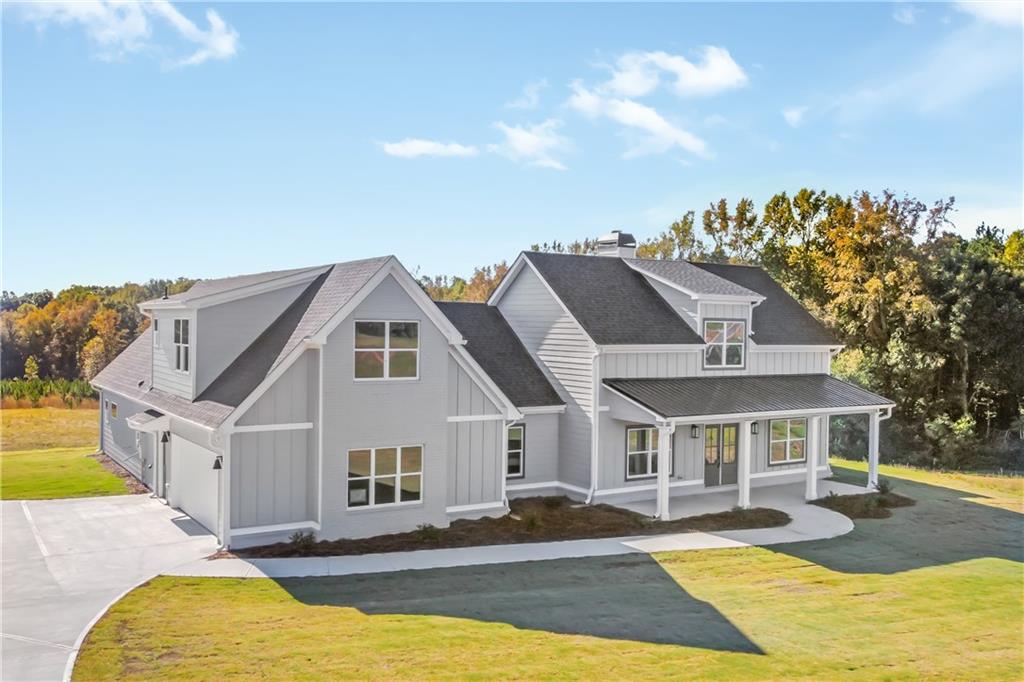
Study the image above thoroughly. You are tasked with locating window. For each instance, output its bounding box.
[348,445,423,508]
[769,418,807,465]
[626,426,673,479]
[109,402,118,419]
[507,424,525,478]
[173,319,190,372]
[703,320,745,367]
[153,319,160,348]
[354,321,419,380]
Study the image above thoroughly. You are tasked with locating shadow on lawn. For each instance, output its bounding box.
[277,553,763,653]
[773,466,1024,575]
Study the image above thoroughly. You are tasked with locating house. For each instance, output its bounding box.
[92,232,894,548]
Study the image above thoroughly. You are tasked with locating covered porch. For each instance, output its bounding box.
[603,374,895,521]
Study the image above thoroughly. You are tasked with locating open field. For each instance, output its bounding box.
[74,464,1023,680]
[0,408,130,500]
[1,407,99,451]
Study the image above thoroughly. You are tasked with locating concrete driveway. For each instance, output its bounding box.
[1,494,218,681]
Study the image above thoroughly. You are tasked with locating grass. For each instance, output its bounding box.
[236,496,789,558]
[73,463,1024,680]
[0,408,130,500]
[1,407,99,451]
[832,456,1024,513]
[0,447,131,500]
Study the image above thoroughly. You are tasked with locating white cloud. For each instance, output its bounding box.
[893,4,923,25]
[602,47,748,98]
[506,79,548,109]
[782,106,808,127]
[14,0,238,67]
[380,139,479,158]
[488,119,569,170]
[569,82,708,158]
[954,1,1024,27]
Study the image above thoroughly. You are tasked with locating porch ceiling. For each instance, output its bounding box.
[604,374,893,421]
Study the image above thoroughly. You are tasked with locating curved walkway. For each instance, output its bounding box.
[167,480,860,580]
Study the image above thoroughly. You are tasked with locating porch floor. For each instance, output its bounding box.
[616,479,864,521]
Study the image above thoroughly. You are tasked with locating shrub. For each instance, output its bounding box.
[416,523,442,543]
[876,478,893,495]
[522,512,541,531]
[288,531,316,551]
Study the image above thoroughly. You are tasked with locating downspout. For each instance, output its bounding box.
[586,348,602,504]
[501,418,515,509]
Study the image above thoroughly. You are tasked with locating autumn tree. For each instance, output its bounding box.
[636,212,706,260]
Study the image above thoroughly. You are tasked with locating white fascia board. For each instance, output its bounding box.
[486,253,527,306]
[602,383,670,424]
[141,267,327,311]
[748,343,845,353]
[448,347,522,420]
[518,404,566,415]
[600,344,703,354]
[667,403,895,424]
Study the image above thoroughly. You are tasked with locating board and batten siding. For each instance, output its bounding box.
[446,359,504,509]
[497,265,594,489]
[230,350,319,530]
[195,282,308,395]
[601,348,830,379]
[99,390,153,486]
[320,274,450,539]
[151,309,193,399]
[511,412,560,487]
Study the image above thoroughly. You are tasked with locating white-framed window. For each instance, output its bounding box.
[173,319,190,373]
[109,402,118,419]
[626,426,673,479]
[769,418,807,465]
[354,321,419,380]
[703,320,745,368]
[347,445,423,508]
[507,424,525,478]
[153,318,160,348]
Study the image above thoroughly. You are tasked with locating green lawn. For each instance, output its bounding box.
[1,408,130,500]
[74,465,1024,680]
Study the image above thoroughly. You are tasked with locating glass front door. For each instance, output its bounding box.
[704,423,739,487]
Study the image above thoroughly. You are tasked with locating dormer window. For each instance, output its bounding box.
[704,320,745,368]
[153,319,160,348]
[354,321,419,380]
[173,319,190,373]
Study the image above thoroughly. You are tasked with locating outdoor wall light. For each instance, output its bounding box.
[212,456,223,471]
[751,422,759,435]
[160,432,169,443]
[690,424,700,439]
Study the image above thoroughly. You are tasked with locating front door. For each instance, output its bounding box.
[704,423,739,487]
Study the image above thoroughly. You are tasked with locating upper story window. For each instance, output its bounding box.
[173,319,190,373]
[626,426,673,479]
[152,319,160,348]
[703,320,745,368]
[507,424,525,478]
[354,321,419,380]
[769,418,807,465]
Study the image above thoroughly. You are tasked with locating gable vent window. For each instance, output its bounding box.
[153,319,160,348]
[354,321,419,380]
[703,320,745,368]
[173,319,190,373]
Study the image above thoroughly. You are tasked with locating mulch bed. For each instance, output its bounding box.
[811,490,915,519]
[90,452,149,494]
[227,496,791,559]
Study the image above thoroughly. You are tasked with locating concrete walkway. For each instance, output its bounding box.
[168,480,860,580]
[1,495,219,681]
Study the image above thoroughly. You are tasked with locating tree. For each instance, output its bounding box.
[635,212,706,260]
[1004,230,1024,273]
[701,197,762,263]
[23,355,39,381]
[760,189,834,309]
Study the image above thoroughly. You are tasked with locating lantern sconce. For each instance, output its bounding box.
[751,422,759,435]
[690,424,700,439]
[212,455,223,471]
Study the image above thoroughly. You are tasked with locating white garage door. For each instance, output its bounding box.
[169,436,219,534]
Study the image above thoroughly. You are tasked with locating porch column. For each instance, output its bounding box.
[867,410,880,490]
[805,416,820,501]
[738,419,752,509]
[656,424,673,521]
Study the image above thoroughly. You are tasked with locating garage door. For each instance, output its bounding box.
[169,436,219,534]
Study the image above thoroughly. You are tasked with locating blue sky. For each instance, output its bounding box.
[3,1,1022,293]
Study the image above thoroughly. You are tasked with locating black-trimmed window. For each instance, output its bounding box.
[507,424,525,478]
[626,426,674,479]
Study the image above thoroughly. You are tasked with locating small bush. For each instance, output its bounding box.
[416,523,442,543]
[522,512,541,531]
[289,531,316,551]
[876,478,893,495]
[541,496,564,510]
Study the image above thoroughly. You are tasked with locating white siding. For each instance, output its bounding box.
[510,412,560,487]
[151,310,193,399]
[236,351,317,426]
[601,348,830,378]
[446,359,503,508]
[646,278,699,332]
[497,265,594,488]
[99,390,150,482]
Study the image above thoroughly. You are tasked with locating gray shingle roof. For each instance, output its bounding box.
[93,257,391,428]
[521,252,703,345]
[689,262,838,345]
[626,258,759,298]
[605,374,893,419]
[144,265,328,305]
[436,302,563,408]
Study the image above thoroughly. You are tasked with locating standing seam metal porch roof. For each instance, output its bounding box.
[604,374,893,419]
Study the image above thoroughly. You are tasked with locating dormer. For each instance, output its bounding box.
[141,266,329,400]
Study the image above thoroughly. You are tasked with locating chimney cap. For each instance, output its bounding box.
[598,230,636,247]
